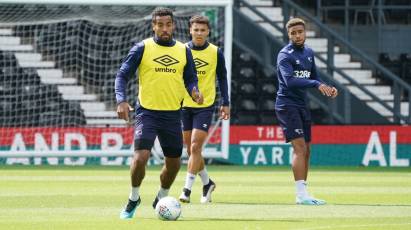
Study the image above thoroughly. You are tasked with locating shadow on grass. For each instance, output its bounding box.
[216,201,411,207]
[139,217,302,222]
[215,201,295,206]
[181,218,302,222]
[333,203,411,207]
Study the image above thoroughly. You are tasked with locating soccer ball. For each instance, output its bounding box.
[155,196,182,221]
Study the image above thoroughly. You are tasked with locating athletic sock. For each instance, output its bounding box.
[198,168,210,185]
[157,187,169,199]
[184,172,196,190]
[296,180,308,198]
[129,186,140,201]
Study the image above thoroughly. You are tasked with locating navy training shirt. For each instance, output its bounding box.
[275,43,323,109]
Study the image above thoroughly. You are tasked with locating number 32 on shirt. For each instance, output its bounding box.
[293,70,311,79]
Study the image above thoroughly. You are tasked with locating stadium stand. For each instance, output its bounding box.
[1,1,409,126]
[238,0,411,123]
[0,4,228,128]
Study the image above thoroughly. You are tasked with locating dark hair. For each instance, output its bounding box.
[152,7,174,23]
[189,15,210,28]
[286,18,305,30]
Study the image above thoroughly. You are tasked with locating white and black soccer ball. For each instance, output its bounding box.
[155,196,181,221]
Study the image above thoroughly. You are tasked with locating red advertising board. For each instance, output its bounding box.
[229,126,411,144]
[0,126,410,146]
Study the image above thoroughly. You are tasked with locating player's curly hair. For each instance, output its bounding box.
[189,15,210,29]
[286,18,305,31]
[152,7,174,23]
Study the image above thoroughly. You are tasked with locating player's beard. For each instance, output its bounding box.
[159,33,172,42]
[293,38,305,48]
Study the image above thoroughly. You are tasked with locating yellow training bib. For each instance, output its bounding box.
[183,43,218,108]
[138,38,187,110]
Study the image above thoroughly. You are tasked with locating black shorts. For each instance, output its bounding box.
[134,107,183,158]
[181,106,214,132]
[275,106,312,143]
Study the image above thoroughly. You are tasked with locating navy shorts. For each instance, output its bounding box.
[275,106,312,143]
[134,107,183,158]
[181,106,214,132]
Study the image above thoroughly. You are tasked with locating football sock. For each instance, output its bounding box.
[158,187,169,199]
[296,180,308,198]
[184,172,196,190]
[198,168,210,185]
[129,186,140,201]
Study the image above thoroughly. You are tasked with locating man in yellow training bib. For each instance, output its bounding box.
[115,7,203,219]
[179,15,230,204]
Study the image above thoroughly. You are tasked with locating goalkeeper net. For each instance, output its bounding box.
[0,0,232,165]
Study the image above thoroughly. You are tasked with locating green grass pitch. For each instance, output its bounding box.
[0,165,410,230]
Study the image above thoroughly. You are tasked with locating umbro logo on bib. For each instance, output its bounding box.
[194,58,208,75]
[153,55,179,73]
[153,55,179,67]
[194,58,208,69]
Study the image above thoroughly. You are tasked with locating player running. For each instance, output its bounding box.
[179,15,230,204]
[116,7,203,219]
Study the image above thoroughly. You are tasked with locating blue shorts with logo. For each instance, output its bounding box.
[275,106,312,143]
[134,107,183,158]
[181,106,214,132]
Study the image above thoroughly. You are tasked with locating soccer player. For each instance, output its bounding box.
[115,7,203,219]
[178,15,230,204]
[275,18,338,205]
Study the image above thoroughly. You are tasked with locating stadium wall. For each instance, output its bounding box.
[331,25,411,61]
[0,126,410,167]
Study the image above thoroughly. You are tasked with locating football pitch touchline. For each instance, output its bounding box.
[295,222,411,230]
[1,204,411,219]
